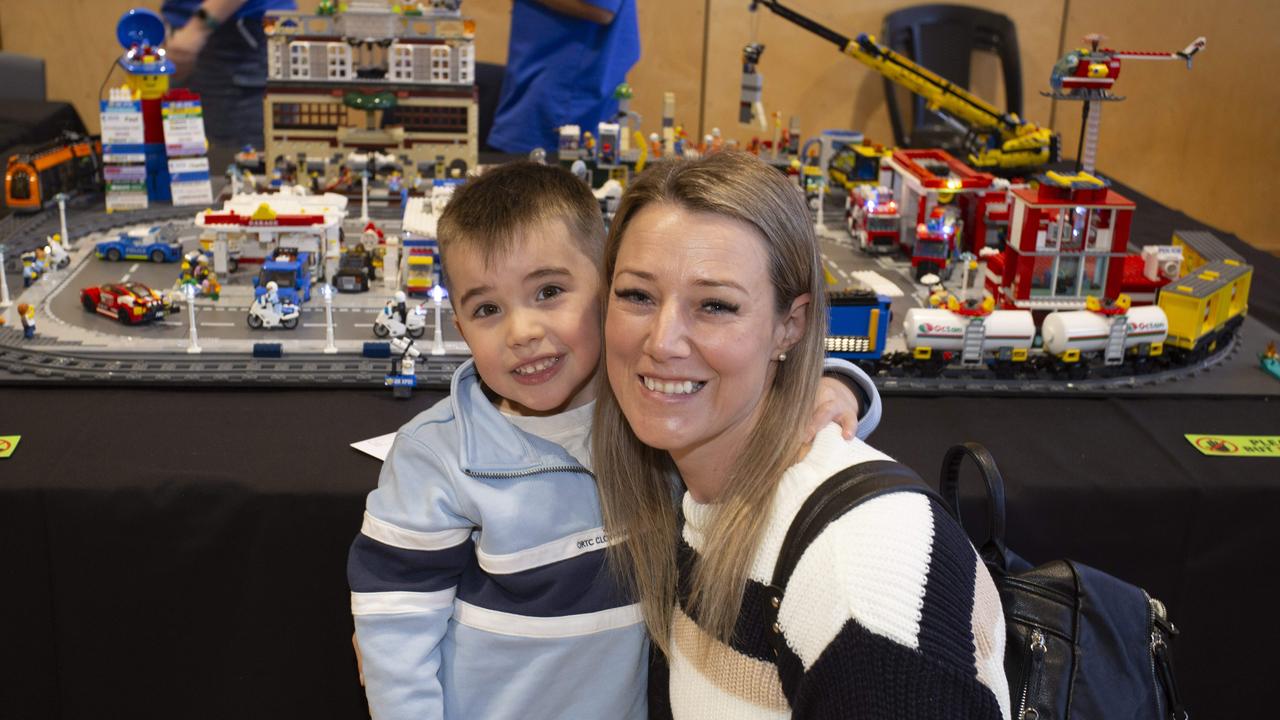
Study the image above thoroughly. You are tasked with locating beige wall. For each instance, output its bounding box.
[2,0,1275,252]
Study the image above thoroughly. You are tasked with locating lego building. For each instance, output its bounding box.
[262,0,478,183]
[984,171,1137,310]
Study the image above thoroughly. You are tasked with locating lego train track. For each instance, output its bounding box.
[0,340,466,389]
[867,330,1241,396]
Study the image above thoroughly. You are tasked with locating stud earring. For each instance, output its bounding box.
[777,351,787,362]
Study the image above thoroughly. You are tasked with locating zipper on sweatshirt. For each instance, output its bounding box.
[464,464,594,480]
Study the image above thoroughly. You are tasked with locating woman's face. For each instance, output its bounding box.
[605,203,808,475]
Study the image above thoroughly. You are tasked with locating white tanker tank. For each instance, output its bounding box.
[1041,306,1169,356]
[903,307,1036,353]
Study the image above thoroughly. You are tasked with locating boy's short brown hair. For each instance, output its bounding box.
[436,162,604,287]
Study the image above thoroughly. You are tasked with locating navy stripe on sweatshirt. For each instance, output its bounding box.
[347,534,475,593]
[455,547,633,617]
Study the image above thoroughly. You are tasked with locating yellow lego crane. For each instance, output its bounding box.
[750,0,1059,172]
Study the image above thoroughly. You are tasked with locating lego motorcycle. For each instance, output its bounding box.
[373,297,427,339]
[246,298,301,330]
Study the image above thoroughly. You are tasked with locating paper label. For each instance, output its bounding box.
[100,99,145,145]
[168,157,213,206]
[162,99,209,157]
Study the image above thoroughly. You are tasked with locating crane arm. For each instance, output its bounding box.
[749,0,1058,170]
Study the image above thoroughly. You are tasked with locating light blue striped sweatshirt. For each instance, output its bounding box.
[348,357,881,720]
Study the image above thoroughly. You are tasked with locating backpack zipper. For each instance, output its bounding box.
[1016,628,1047,720]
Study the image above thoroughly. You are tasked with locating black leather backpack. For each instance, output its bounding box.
[763,443,1187,719]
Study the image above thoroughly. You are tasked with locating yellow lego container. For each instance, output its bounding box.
[1171,230,1243,276]
[1158,259,1252,351]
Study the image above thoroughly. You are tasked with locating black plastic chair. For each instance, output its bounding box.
[880,5,1021,153]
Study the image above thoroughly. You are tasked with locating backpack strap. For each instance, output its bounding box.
[762,460,943,685]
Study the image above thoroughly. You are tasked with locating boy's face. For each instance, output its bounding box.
[448,220,602,416]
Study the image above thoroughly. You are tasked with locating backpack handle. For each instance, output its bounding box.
[939,442,1010,572]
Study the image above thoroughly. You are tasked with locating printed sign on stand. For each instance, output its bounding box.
[100,90,149,211]
[162,91,213,206]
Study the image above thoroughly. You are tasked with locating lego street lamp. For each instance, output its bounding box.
[56,193,70,247]
[183,282,201,354]
[430,283,446,355]
[319,282,337,354]
[360,171,370,223]
[0,243,11,308]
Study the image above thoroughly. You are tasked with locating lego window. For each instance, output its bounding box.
[383,106,468,133]
[1086,208,1112,250]
[1042,209,1063,250]
[1030,255,1057,297]
[1060,207,1088,252]
[1082,256,1107,296]
[1054,256,1082,297]
[273,103,345,130]
[8,171,30,200]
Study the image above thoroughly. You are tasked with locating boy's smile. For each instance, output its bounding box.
[448,220,602,416]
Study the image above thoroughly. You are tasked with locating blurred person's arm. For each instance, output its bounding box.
[168,0,253,79]
[536,0,616,24]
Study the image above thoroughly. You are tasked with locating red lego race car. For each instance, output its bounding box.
[80,281,177,325]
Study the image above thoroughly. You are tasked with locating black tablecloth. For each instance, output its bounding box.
[2,385,1277,718]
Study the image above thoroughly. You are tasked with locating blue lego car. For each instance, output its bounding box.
[96,226,183,263]
[253,251,313,304]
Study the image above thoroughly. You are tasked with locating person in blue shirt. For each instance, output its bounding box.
[487,0,640,153]
[160,1,296,170]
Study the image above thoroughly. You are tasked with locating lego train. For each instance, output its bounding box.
[3,132,102,213]
[827,257,1252,380]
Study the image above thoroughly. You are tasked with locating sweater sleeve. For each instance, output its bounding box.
[347,430,475,720]
[821,357,882,440]
[777,492,1010,720]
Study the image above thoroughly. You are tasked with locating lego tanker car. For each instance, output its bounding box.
[826,257,1251,381]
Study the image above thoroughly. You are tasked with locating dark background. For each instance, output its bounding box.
[2,386,1278,718]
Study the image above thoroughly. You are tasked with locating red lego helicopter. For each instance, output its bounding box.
[1048,34,1206,100]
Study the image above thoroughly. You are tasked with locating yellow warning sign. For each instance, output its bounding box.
[0,435,20,458]
[1185,434,1280,457]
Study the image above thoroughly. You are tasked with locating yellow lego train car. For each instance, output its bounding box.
[1157,258,1252,359]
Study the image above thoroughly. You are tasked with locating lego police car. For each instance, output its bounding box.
[96,226,183,263]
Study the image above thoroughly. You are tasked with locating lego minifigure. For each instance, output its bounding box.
[17,303,35,339]
[263,280,281,314]
[46,235,70,270]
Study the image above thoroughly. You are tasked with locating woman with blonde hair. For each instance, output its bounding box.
[593,151,1010,719]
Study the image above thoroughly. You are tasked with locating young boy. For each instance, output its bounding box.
[348,162,882,719]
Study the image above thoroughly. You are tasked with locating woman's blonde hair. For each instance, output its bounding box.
[592,151,828,654]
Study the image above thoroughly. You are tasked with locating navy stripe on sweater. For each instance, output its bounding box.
[917,502,979,673]
[675,538,779,664]
[791,618,1004,720]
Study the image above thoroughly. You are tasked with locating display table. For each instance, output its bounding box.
[1,385,1277,718]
